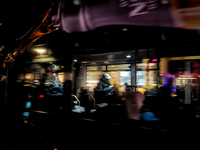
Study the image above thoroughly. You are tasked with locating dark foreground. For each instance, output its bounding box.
[1,109,200,150]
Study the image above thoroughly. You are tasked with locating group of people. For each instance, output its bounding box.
[96,73,162,121]
[41,65,162,122]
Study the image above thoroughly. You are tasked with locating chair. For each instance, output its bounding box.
[125,92,145,120]
[85,91,96,109]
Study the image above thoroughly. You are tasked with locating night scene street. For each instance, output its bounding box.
[1,0,200,149]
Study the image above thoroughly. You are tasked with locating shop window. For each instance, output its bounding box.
[136,60,158,94]
[136,71,146,85]
[108,71,131,92]
[58,72,65,83]
[86,71,106,91]
[86,71,131,92]
[107,64,130,71]
[86,64,131,91]
[136,63,157,70]
[136,70,157,88]
[87,66,106,71]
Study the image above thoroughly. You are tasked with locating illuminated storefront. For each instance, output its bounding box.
[73,49,159,93]
[136,59,158,93]
[86,64,131,92]
[159,56,200,107]
[78,60,159,93]
[16,63,65,85]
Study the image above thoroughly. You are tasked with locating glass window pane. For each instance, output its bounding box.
[136,63,157,70]
[136,71,158,87]
[107,71,131,92]
[87,66,98,71]
[136,71,146,85]
[87,66,106,71]
[107,64,130,71]
[86,71,105,91]
[58,72,64,83]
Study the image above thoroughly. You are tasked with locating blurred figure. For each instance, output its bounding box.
[45,63,62,88]
[42,63,63,95]
[140,104,161,121]
[96,73,116,96]
[125,83,132,92]
[94,73,116,107]
[144,86,160,96]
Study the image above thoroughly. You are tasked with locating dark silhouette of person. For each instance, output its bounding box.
[96,73,116,97]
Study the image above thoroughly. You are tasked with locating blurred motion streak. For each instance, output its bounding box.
[54,0,200,33]
[0,0,60,71]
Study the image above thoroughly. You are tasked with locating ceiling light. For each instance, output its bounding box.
[122,28,128,31]
[126,55,131,58]
[74,59,77,62]
[35,48,46,55]
[73,0,81,5]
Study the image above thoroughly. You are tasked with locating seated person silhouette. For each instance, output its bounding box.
[42,63,63,96]
[95,73,115,107]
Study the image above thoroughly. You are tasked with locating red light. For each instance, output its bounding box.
[152,59,158,62]
[39,95,44,98]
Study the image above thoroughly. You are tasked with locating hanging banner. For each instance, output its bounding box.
[54,0,200,33]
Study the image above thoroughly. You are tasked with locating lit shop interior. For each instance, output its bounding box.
[73,53,200,106]
[15,45,200,107]
[11,41,200,122]
[159,56,200,106]
[73,49,159,94]
[15,44,73,87]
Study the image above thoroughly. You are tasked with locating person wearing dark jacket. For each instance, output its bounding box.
[96,73,115,96]
[95,73,116,115]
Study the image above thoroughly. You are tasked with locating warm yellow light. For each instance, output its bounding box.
[35,48,46,54]
[177,77,197,80]
[26,76,31,79]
